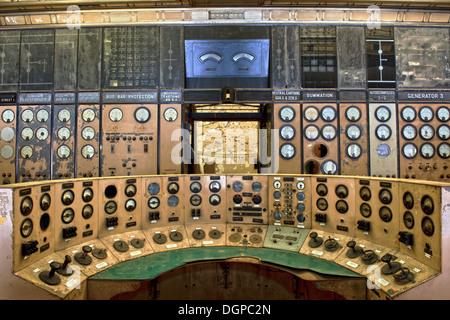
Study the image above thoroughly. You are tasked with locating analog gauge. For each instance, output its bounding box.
[167,182,179,194]
[273,190,282,199]
[2,109,15,123]
[163,107,178,122]
[61,190,75,205]
[148,183,160,195]
[421,217,435,237]
[419,106,434,122]
[82,108,96,122]
[321,160,337,175]
[1,127,15,142]
[61,208,75,224]
[209,194,221,206]
[81,145,95,159]
[347,143,362,159]
[273,181,281,189]
[304,106,319,122]
[321,106,336,122]
[379,189,392,205]
[401,125,417,140]
[82,204,94,219]
[209,181,221,193]
[401,106,417,122]
[190,181,202,193]
[104,200,117,214]
[81,127,95,141]
[316,198,328,211]
[58,109,71,122]
[402,143,418,159]
[360,187,371,201]
[82,188,94,202]
[360,203,372,218]
[21,109,34,123]
[280,143,296,159]
[134,107,151,123]
[57,145,71,159]
[280,124,296,141]
[304,125,320,141]
[321,125,337,140]
[379,206,393,222]
[438,143,450,159]
[109,108,123,122]
[279,106,295,122]
[376,124,392,141]
[148,197,160,209]
[36,109,49,123]
[403,211,414,229]
[57,127,71,141]
[420,143,435,159]
[125,199,136,212]
[21,127,34,141]
[336,200,348,214]
[167,195,179,207]
[345,106,361,122]
[233,181,243,192]
[297,192,305,201]
[125,184,137,197]
[190,194,202,206]
[20,196,33,216]
[421,195,434,215]
[420,125,435,140]
[297,181,305,190]
[20,145,33,159]
[403,192,414,210]
[36,127,49,141]
[437,125,449,140]
[335,185,348,199]
[252,181,262,192]
[437,106,450,122]
[20,218,33,238]
[316,184,328,196]
[346,125,361,140]
[1,145,14,159]
[375,106,391,122]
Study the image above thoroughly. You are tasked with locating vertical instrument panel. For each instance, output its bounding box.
[17,104,52,182]
[398,104,449,182]
[369,103,398,178]
[52,105,75,180]
[159,104,183,174]
[141,175,163,230]
[302,103,339,175]
[274,103,302,174]
[0,105,17,184]
[77,104,100,178]
[101,104,158,177]
[339,103,369,176]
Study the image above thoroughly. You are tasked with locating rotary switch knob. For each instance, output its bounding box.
[273,211,282,220]
[74,245,93,265]
[252,194,262,205]
[169,231,183,242]
[192,229,206,240]
[39,261,61,286]
[113,240,129,252]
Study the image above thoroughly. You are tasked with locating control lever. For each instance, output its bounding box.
[381,253,401,275]
[39,261,61,286]
[56,255,74,276]
[74,245,93,265]
[346,240,363,258]
[308,232,323,248]
[393,267,414,284]
[324,237,339,252]
[361,249,378,265]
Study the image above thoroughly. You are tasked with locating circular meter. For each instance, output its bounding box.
[81,145,95,159]
[280,143,296,159]
[347,143,362,159]
[304,106,319,122]
[401,125,417,140]
[81,127,95,141]
[164,107,178,122]
[346,125,361,140]
[134,107,151,123]
[375,106,391,122]
[21,127,34,141]
[437,106,449,122]
[36,109,49,123]
[321,106,336,122]
[82,109,96,122]
[58,109,71,122]
[304,125,320,141]
[109,108,123,122]
[57,127,71,141]
[21,109,34,123]
[36,127,49,141]
[345,106,361,122]
[2,109,15,123]
[57,145,71,159]
[280,124,296,141]
[20,145,33,159]
[322,125,337,140]
[279,106,295,122]
[321,160,337,174]
[419,106,434,122]
[402,143,418,159]
[401,106,417,122]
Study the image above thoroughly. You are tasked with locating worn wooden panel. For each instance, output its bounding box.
[77,28,102,90]
[0,30,20,92]
[160,26,183,89]
[337,27,366,89]
[52,105,75,179]
[54,29,78,90]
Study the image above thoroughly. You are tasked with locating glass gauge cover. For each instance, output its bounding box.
[82,109,96,122]
[316,184,328,196]
[280,143,296,159]
[109,108,123,122]
[20,218,33,238]
[61,208,75,224]
[316,198,328,211]
[82,204,94,219]
[190,181,202,193]
[57,145,71,159]
[420,143,435,159]
[346,125,361,140]
[57,127,71,140]
[422,217,435,237]
[104,201,117,214]
[336,200,349,214]
[379,189,392,205]
[21,109,34,123]
[437,106,450,122]
[379,206,393,222]
[419,106,434,122]
[421,195,434,215]
[321,125,337,140]
[321,106,336,122]
[375,106,391,122]
[125,199,136,212]
[347,143,362,159]
[233,181,243,192]
[81,145,95,159]
[20,196,33,216]
[2,109,15,123]
[401,106,417,122]
[403,211,414,229]
[273,180,281,189]
[167,182,179,194]
[21,127,34,141]
[20,145,33,159]
[36,127,49,141]
[81,127,95,141]
[437,125,449,140]
[345,106,361,122]
[376,124,392,140]
[36,109,49,123]
[148,183,160,195]
[297,181,305,190]
[438,143,450,159]
[359,187,371,201]
[279,106,295,122]
[167,195,179,207]
[148,197,160,209]
[402,143,418,159]
[403,192,414,210]
[164,107,178,122]
[321,160,337,174]
[134,107,151,123]
[209,181,221,193]
[401,125,417,140]
[252,181,262,192]
[304,125,320,141]
[360,203,372,218]
[419,125,435,140]
[82,188,94,202]
[280,124,296,141]
[125,184,137,197]
[1,145,14,159]
[209,194,221,206]
[1,127,15,142]
[304,106,319,122]
[58,109,71,122]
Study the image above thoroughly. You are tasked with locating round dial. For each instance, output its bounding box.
[422,217,435,237]
[437,125,449,140]
[21,109,34,123]
[336,200,348,214]
[316,198,328,211]
[36,109,49,123]
[321,106,336,122]
[346,125,361,140]
[297,192,305,201]
[1,127,15,142]
[419,125,435,140]
[379,206,393,222]
[167,195,179,207]
[148,183,160,195]
[345,106,361,122]
[304,106,319,122]
[167,182,179,194]
[109,108,123,122]
[280,124,296,141]
[360,203,372,218]
[273,181,281,189]
[376,124,391,141]
[164,107,178,122]
[279,106,295,122]
[1,145,14,159]
[421,195,434,215]
[280,143,296,159]
[304,125,320,141]
[125,184,137,197]
[438,143,450,159]
[190,181,202,193]
[316,184,328,196]
[190,194,202,206]
[61,208,75,224]
[419,106,434,122]
[209,194,221,206]
[297,181,305,190]
[252,181,262,192]
[209,181,221,193]
[401,125,417,140]
[437,106,450,122]
[233,181,243,192]
[375,106,391,122]
[82,188,94,202]
[20,196,33,216]
[148,197,160,209]
[360,187,371,201]
[81,127,95,141]
[58,109,71,122]
[347,143,362,159]
[20,145,33,159]
[403,211,414,229]
[57,127,71,141]
[420,143,435,159]
[335,185,348,198]
[104,201,117,214]
[81,145,95,159]
[2,109,15,123]
[321,160,337,175]
[401,106,417,122]
[379,189,392,205]
[57,145,71,159]
[134,107,151,123]
[21,127,34,141]
[233,194,243,204]
[36,127,49,141]
[125,199,136,212]
[321,125,337,140]
[403,192,414,210]
[82,205,94,219]
[20,218,33,238]
[82,108,96,122]
[402,143,418,159]
[61,190,75,205]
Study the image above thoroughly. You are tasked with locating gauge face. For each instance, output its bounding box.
[20,218,33,238]
[125,184,137,197]
[360,187,371,201]
[345,106,361,122]
[346,125,361,140]
[336,200,348,214]
[422,217,435,237]
[321,160,337,174]
[420,125,435,140]
[304,125,320,141]
[402,143,418,159]
[375,106,391,122]
[437,106,450,122]
[21,109,34,123]
[105,200,117,214]
[273,181,281,189]
[167,195,179,207]
[419,106,434,122]
[335,185,348,198]
[58,109,71,122]
[81,145,95,159]
[421,195,434,215]
[322,125,337,140]
[209,181,221,193]
[164,107,178,122]
[61,208,75,224]
[20,196,33,216]
[279,106,295,122]
[21,127,34,141]
[81,127,95,141]
[1,127,15,142]
[134,107,151,123]
[148,183,160,195]
[167,182,179,194]
[401,106,417,122]
[82,204,94,219]
[36,127,49,141]
[252,181,262,192]
[189,181,202,193]
[280,124,296,141]
[420,143,435,159]
[190,194,202,206]
[280,143,296,159]
[61,190,75,205]
[401,125,417,140]
[82,188,94,202]
[233,181,243,192]
[148,196,160,209]
[36,109,49,123]
[321,106,336,122]
[297,192,306,201]
[2,109,15,123]
[109,108,123,122]
[209,194,221,206]
[125,199,136,212]
[316,198,328,211]
[376,124,391,140]
[304,106,319,122]
[360,203,372,218]
[316,183,328,196]
[437,125,449,140]
[403,192,414,210]
[379,189,392,205]
[403,211,414,229]
[379,206,393,222]
[57,145,71,159]
[438,143,450,159]
[20,145,33,159]
[297,181,305,190]
[347,143,362,159]
[1,145,14,159]
[57,127,71,141]
[82,108,96,122]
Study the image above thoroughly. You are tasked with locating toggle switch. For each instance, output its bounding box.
[56,255,74,276]
[39,261,61,286]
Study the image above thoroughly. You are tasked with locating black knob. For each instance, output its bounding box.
[49,261,61,278]
[39,261,61,286]
[62,255,72,269]
[74,245,93,265]
[347,240,356,250]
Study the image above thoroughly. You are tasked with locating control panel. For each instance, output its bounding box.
[0,105,17,184]
[159,104,183,174]
[226,224,267,248]
[300,229,353,262]
[76,104,100,178]
[52,105,75,180]
[100,230,153,262]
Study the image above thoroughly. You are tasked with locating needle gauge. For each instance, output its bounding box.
[347,143,362,159]
[402,143,418,159]
[346,125,361,140]
[81,145,95,159]
[2,109,15,123]
[163,107,178,122]
[419,106,434,122]
[81,127,95,141]
[420,125,435,140]
[321,160,337,175]
[21,109,34,123]
[57,127,71,141]
[134,107,151,123]
[82,109,96,122]
[36,127,49,141]
[280,124,296,141]
[438,143,450,159]
[279,106,295,122]
[345,106,361,122]
[58,109,71,122]
[375,106,391,122]
[36,109,49,123]
[420,143,435,159]
[321,106,336,122]
[401,106,417,122]
[304,106,319,122]
[437,106,449,122]
[280,143,295,159]
[401,125,417,140]
[322,125,337,140]
[148,197,160,209]
[437,125,449,140]
[109,108,123,122]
